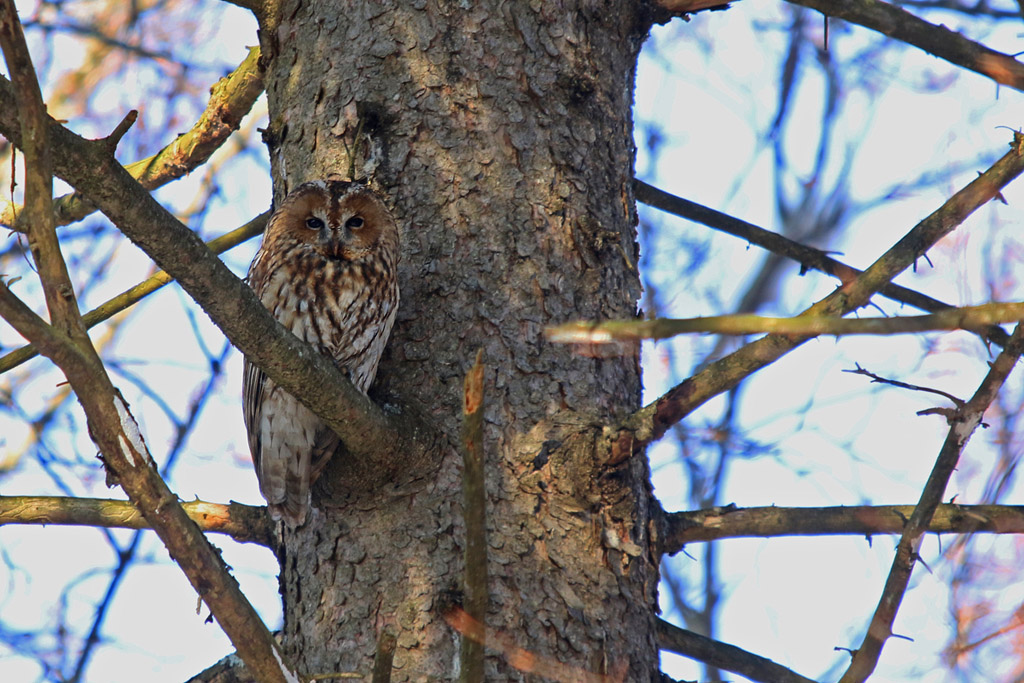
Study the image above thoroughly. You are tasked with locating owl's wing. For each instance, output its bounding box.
[242,357,267,483]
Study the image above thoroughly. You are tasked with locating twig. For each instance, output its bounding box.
[0,211,268,374]
[787,0,1024,91]
[844,364,964,408]
[659,503,1024,552]
[608,132,1024,465]
[839,323,1024,683]
[633,179,1010,346]
[460,349,487,683]
[656,618,818,683]
[548,302,1024,343]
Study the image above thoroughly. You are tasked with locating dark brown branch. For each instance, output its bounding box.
[610,133,1024,465]
[0,211,268,374]
[656,619,818,683]
[0,496,276,548]
[661,504,1024,552]
[0,0,87,345]
[786,0,1024,91]
[839,323,1024,683]
[0,74,440,495]
[633,179,1010,347]
[0,46,265,230]
[460,350,487,683]
[0,272,295,683]
[0,7,294,680]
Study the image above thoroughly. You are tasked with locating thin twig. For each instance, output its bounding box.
[839,323,1024,683]
[0,496,276,547]
[844,364,964,408]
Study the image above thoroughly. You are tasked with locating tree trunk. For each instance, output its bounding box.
[258,2,657,679]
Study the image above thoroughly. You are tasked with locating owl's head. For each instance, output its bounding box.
[264,179,399,263]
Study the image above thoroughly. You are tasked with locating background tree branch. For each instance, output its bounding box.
[0,45,265,230]
[609,133,1024,466]
[661,504,1024,551]
[840,323,1024,682]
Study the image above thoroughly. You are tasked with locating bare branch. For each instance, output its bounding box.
[788,0,1024,91]
[0,46,265,231]
[549,302,1024,343]
[633,179,1011,347]
[0,495,275,548]
[656,618,818,683]
[607,133,1024,465]
[660,504,1024,552]
[0,211,268,374]
[839,323,1024,682]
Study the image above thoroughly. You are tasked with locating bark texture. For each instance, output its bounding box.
[259,2,657,679]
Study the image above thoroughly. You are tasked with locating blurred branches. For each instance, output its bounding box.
[614,132,1024,465]
[0,211,268,373]
[0,45,265,230]
[840,323,1024,682]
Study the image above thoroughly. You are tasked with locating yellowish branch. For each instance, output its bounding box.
[548,302,1024,343]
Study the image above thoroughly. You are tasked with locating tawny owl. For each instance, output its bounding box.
[243,179,400,526]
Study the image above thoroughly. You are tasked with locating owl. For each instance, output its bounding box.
[243,179,400,526]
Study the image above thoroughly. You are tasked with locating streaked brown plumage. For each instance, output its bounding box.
[243,179,400,525]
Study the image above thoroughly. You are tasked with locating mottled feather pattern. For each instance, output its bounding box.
[242,180,399,525]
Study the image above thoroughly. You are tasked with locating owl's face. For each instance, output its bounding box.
[264,180,399,264]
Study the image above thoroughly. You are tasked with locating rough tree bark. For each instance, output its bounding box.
[255,1,660,679]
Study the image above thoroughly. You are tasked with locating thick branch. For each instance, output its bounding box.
[656,619,818,683]
[660,504,1024,552]
[0,496,275,548]
[0,46,265,230]
[839,323,1024,683]
[0,74,440,494]
[787,0,1024,92]
[609,134,1024,464]
[633,179,1010,346]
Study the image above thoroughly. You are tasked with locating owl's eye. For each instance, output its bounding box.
[305,217,325,230]
[345,216,364,230]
